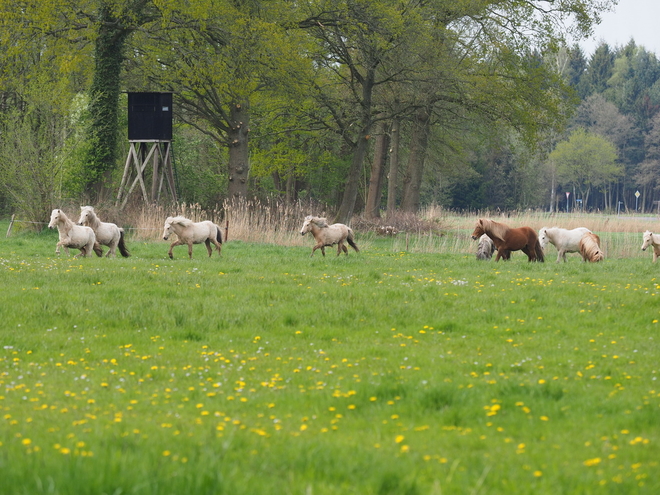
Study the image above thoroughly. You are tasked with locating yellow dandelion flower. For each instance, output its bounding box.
[395,435,405,443]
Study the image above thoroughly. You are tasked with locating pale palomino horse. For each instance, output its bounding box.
[78,206,130,257]
[48,209,101,258]
[475,234,495,260]
[538,226,592,263]
[300,215,359,257]
[162,216,223,259]
[579,232,604,262]
[641,230,660,262]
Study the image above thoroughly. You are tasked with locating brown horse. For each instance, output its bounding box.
[471,218,544,262]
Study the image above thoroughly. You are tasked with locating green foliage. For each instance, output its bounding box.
[550,128,622,207]
[1,229,660,494]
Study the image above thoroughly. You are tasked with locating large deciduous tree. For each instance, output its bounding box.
[550,128,621,208]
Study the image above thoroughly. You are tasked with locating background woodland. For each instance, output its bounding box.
[3,0,658,225]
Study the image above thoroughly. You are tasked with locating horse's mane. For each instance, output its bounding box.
[580,233,604,262]
[308,216,329,228]
[169,216,193,226]
[479,218,509,242]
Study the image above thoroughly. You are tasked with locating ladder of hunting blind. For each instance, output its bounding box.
[115,140,178,209]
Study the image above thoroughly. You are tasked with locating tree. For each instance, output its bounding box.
[550,128,621,208]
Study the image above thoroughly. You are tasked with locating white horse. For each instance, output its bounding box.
[641,230,660,262]
[48,209,101,258]
[538,226,592,263]
[78,206,130,257]
[162,216,223,259]
[475,234,495,261]
[299,215,359,257]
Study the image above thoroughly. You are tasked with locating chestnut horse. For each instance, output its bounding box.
[471,218,544,262]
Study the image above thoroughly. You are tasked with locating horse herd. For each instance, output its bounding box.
[46,209,660,263]
[473,217,660,263]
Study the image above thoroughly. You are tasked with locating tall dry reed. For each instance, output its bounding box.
[114,201,659,259]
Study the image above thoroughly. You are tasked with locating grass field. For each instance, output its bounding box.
[2,217,660,494]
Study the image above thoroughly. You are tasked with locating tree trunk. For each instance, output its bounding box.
[365,119,389,219]
[401,108,431,212]
[86,3,130,202]
[386,118,400,218]
[335,69,375,225]
[227,102,250,201]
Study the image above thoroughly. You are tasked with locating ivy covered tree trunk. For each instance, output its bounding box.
[227,102,250,201]
[85,3,130,202]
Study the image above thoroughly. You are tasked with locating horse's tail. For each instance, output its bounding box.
[534,239,545,262]
[215,224,223,244]
[347,228,359,252]
[118,229,131,257]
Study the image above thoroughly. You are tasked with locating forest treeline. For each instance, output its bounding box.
[3,0,654,225]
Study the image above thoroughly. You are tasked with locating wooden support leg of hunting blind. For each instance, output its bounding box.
[116,141,177,209]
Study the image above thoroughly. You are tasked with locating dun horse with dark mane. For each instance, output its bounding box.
[300,216,359,257]
[471,218,544,262]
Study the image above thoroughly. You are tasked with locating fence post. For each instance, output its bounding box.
[6,214,15,237]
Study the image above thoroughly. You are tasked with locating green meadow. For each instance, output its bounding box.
[1,224,660,494]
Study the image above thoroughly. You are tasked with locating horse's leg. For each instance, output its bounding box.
[205,239,213,257]
[188,242,194,259]
[168,240,184,259]
[556,249,564,263]
[106,240,117,257]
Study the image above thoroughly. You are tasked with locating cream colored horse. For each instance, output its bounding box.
[78,206,130,257]
[162,216,223,259]
[539,226,591,263]
[579,232,604,262]
[48,209,101,258]
[641,230,660,262]
[299,215,359,257]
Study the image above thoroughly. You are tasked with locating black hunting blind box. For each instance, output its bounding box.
[127,92,173,141]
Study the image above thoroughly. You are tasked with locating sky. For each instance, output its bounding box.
[580,0,660,56]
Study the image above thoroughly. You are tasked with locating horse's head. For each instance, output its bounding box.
[78,206,92,226]
[163,217,175,240]
[48,209,62,229]
[300,216,314,236]
[538,227,548,249]
[470,219,485,240]
[642,230,654,251]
